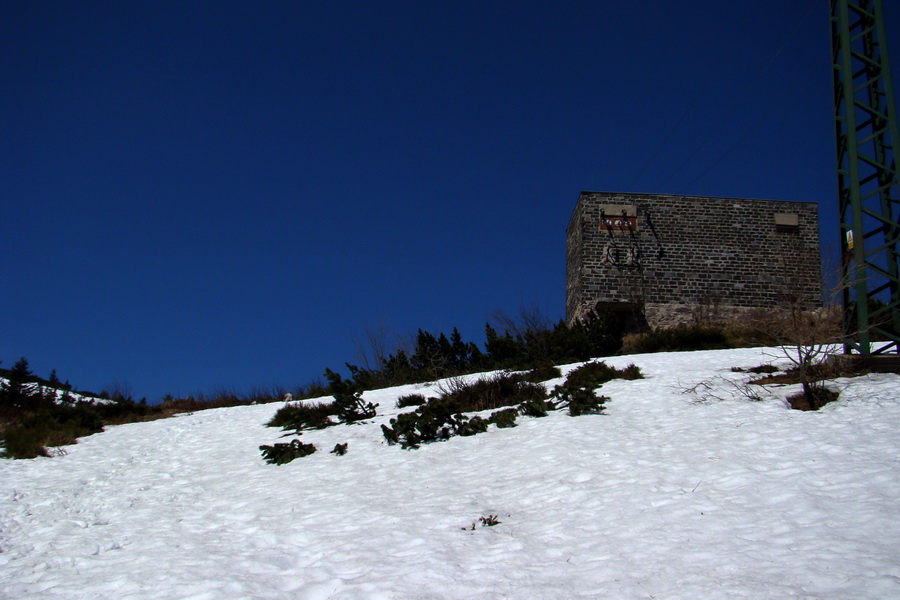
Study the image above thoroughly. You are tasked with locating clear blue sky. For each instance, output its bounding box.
[3,1,898,401]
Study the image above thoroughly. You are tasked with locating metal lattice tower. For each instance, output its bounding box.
[831,0,900,355]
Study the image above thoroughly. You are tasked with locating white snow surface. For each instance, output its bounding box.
[2,347,900,599]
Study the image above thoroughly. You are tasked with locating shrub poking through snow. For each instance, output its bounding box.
[517,396,555,418]
[382,373,549,449]
[266,401,337,431]
[464,514,503,530]
[381,398,498,449]
[563,361,643,391]
[259,439,316,464]
[480,514,501,527]
[621,324,730,354]
[554,385,609,416]
[382,398,460,449]
[489,408,519,428]
[438,372,548,413]
[396,393,427,408]
[267,370,380,431]
[2,424,52,458]
[2,404,106,459]
[456,415,490,436]
[550,361,640,417]
[380,423,400,445]
[324,369,378,423]
[522,363,562,383]
[731,364,779,374]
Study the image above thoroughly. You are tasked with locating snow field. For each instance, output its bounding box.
[2,348,899,599]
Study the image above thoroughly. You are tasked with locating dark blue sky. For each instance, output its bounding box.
[3,1,898,401]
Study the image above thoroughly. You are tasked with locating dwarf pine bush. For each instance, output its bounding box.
[522,363,562,383]
[382,398,459,449]
[550,361,642,417]
[267,401,337,431]
[489,407,519,428]
[2,425,51,458]
[622,325,730,354]
[554,385,609,416]
[438,372,547,413]
[324,369,377,423]
[259,439,317,464]
[381,397,497,449]
[517,396,554,418]
[456,415,490,436]
[396,393,427,408]
[563,361,643,391]
[1,404,106,459]
[268,369,380,432]
[381,373,547,449]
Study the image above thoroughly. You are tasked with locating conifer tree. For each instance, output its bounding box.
[323,368,377,423]
[0,357,39,410]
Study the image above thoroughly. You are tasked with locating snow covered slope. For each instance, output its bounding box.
[0,378,111,405]
[2,348,899,599]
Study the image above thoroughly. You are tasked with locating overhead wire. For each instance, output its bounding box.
[625,1,762,191]
[661,0,822,193]
[676,64,822,195]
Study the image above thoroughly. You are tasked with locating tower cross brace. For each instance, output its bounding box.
[831,0,900,354]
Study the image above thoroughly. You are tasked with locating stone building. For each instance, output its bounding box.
[566,191,822,328]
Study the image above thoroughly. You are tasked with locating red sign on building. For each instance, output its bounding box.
[599,214,638,232]
[599,204,638,232]
[600,215,637,231]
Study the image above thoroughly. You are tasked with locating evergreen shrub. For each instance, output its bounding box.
[439,373,547,413]
[324,369,378,423]
[0,357,42,410]
[1,404,106,459]
[267,401,337,431]
[456,415,490,436]
[259,439,317,464]
[94,398,161,424]
[489,407,519,428]
[2,425,51,458]
[338,308,628,393]
[396,393,427,408]
[550,361,641,417]
[382,398,456,449]
[622,325,730,354]
[555,386,609,416]
[0,357,166,459]
[381,398,494,449]
[381,373,548,448]
[564,361,643,391]
[522,363,562,383]
[50,404,105,433]
[517,396,555,418]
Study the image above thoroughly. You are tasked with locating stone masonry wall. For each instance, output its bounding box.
[566,191,822,328]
